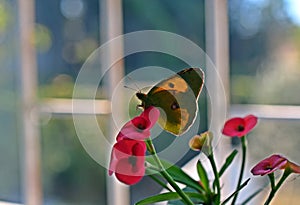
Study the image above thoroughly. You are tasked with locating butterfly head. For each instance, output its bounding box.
[136,92,146,100]
[136,92,148,108]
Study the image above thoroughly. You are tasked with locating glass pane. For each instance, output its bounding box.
[41,117,107,205]
[248,119,300,204]
[229,0,300,105]
[123,0,205,75]
[36,0,100,99]
[0,0,22,203]
[249,119,300,166]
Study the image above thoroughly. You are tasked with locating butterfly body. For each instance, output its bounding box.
[136,68,204,136]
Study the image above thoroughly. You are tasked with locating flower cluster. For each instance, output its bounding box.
[108,106,159,185]
[222,115,300,205]
[108,111,300,205]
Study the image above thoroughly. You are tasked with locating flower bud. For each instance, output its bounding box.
[189,131,213,155]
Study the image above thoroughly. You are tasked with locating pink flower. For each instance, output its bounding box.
[118,106,160,140]
[222,115,258,137]
[109,139,147,185]
[251,154,288,176]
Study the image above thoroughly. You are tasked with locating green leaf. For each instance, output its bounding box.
[213,149,238,190]
[196,160,210,192]
[167,200,185,205]
[221,178,250,205]
[135,192,205,205]
[219,149,238,177]
[167,186,207,205]
[146,156,204,193]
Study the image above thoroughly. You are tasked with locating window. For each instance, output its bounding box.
[228,0,300,203]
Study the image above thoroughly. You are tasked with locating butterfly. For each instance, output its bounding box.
[136,68,204,136]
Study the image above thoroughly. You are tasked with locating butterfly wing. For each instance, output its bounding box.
[143,68,204,135]
[148,89,198,135]
[148,68,204,96]
[176,68,204,99]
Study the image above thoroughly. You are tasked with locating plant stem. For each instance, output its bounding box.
[264,170,291,205]
[231,136,247,205]
[267,173,275,190]
[208,153,221,204]
[146,138,194,205]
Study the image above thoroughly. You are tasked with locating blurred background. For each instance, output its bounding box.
[1,0,300,204]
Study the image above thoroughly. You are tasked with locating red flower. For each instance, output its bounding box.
[118,106,160,141]
[109,139,147,185]
[251,154,288,176]
[222,114,258,137]
[108,106,160,185]
[140,106,160,128]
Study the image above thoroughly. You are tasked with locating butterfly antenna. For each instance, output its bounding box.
[123,85,137,91]
[126,76,141,92]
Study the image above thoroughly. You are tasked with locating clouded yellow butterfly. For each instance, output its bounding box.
[136,68,204,136]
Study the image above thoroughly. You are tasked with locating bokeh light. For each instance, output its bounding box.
[34,23,52,53]
[60,0,84,19]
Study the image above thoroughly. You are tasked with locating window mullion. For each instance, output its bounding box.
[18,0,42,204]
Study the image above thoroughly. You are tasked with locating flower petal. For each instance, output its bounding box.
[108,139,146,184]
[244,115,258,133]
[222,115,258,137]
[132,142,147,156]
[222,117,244,137]
[251,154,288,176]
[113,141,146,185]
[117,117,150,141]
[120,129,151,140]
[140,106,160,129]
[283,161,300,174]
[131,116,150,130]
[116,132,126,142]
[189,131,213,155]
[115,157,145,185]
